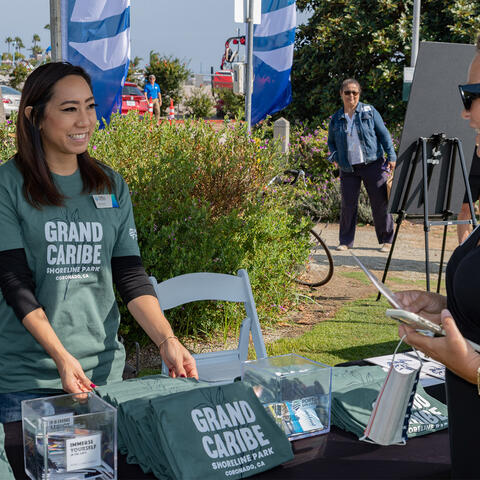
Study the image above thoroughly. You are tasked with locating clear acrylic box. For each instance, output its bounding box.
[22,392,117,480]
[242,354,332,441]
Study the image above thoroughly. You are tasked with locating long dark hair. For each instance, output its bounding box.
[15,62,113,208]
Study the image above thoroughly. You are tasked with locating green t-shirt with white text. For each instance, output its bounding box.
[0,158,140,393]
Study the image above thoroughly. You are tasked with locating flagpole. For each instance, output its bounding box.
[245,0,254,132]
[50,0,63,61]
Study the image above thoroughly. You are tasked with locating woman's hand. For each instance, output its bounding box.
[55,352,93,394]
[395,290,447,323]
[399,309,480,384]
[160,337,199,380]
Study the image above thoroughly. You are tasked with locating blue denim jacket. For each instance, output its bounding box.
[327,102,397,173]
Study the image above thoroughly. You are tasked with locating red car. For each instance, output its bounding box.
[121,81,148,115]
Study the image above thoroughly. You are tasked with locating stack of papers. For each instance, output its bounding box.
[96,375,293,479]
[331,366,448,439]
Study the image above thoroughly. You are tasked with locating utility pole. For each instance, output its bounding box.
[0,86,5,123]
[50,0,63,61]
[411,0,421,67]
[245,0,254,132]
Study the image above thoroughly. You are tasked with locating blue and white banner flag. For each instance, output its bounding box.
[61,0,130,124]
[252,0,296,124]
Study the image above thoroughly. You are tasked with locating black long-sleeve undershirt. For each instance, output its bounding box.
[0,249,156,322]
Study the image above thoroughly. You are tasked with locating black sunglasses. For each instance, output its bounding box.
[459,83,480,110]
[343,90,359,96]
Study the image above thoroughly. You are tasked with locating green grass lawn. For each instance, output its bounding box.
[265,295,410,366]
[138,282,428,375]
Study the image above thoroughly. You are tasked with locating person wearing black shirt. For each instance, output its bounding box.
[396,35,480,479]
[457,150,480,243]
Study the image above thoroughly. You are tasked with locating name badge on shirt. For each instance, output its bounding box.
[92,194,119,209]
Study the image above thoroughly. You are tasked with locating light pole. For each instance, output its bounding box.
[245,0,254,132]
[411,0,421,67]
[50,0,63,61]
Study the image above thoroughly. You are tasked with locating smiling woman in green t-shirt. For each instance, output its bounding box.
[0,62,197,423]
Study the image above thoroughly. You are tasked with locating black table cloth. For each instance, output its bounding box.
[4,363,450,479]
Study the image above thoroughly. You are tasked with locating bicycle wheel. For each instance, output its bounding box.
[295,229,334,287]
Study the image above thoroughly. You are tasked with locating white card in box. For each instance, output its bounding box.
[22,392,116,480]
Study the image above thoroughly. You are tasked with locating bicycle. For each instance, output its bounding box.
[267,169,334,287]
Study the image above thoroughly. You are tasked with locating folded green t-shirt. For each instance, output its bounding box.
[331,366,448,439]
[148,381,294,480]
[97,374,208,467]
[0,424,15,480]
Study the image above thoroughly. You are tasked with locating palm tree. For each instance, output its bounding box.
[14,37,24,56]
[5,36,13,55]
[32,33,40,47]
[131,56,143,68]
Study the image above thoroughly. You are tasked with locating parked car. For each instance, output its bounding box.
[1,85,21,118]
[121,81,148,115]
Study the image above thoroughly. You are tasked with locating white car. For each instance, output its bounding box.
[1,85,21,118]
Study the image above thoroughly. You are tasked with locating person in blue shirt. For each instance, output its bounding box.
[144,74,162,121]
[327,78,396,252]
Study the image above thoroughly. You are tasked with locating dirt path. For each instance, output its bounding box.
[131,221,462,371]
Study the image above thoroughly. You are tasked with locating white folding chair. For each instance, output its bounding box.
[149,269,267,384]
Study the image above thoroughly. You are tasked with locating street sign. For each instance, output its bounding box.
[403,66,415,102]
[234,0,261,24]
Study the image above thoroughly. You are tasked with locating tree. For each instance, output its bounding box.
[31,45,43,57]
[5,36,13,55]
[131,55,142,68]
[9,62,28,89]
[289,0,480,126]
[14,37,24,63]
[31,33,41,56]
[126,55,143,82]
[145,53,191,115]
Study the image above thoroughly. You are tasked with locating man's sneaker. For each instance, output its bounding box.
[380,243,391,253]
[336,244,349,251]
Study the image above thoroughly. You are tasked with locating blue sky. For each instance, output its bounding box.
[0,0,310,73]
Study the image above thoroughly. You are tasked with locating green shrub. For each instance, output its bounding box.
[184,88,214,118]
[88,114,311,340]
[213,89,245,119]
[0,115,17,163]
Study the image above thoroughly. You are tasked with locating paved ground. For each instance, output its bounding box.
[313,220,460,284]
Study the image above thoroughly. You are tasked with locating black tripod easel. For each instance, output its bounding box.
[377,134,477,298]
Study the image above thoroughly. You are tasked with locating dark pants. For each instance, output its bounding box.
[339,159,394,247]
[445,369,479,478]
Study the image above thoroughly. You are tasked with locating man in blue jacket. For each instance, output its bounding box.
[327,79,396,252]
